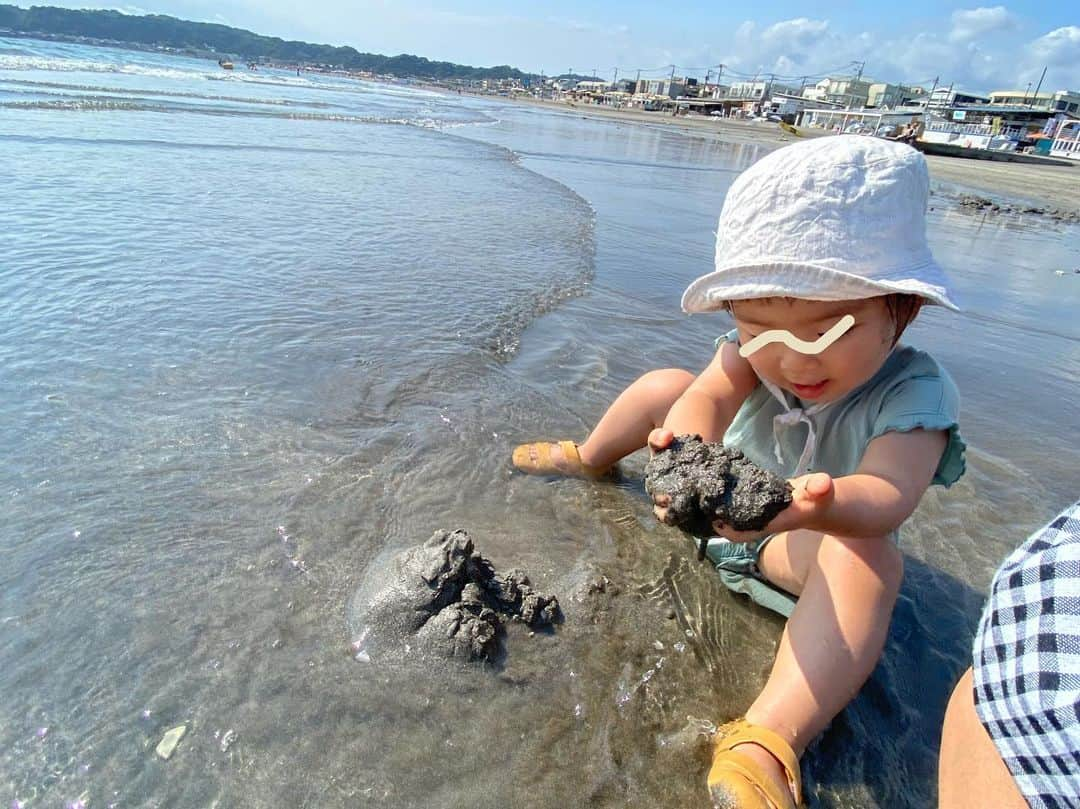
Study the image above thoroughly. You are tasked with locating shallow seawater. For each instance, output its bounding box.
[2,37,1079,809]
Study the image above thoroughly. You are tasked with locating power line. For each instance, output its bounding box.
[563,58,941,90]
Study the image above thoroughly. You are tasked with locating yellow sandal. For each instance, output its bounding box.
[708,719,804,809]
[511,440,610,479]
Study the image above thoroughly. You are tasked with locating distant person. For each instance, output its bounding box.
[892,123,915,144]
[512,137,964,807]
[939,500,1080,808]
[896,120,924,146]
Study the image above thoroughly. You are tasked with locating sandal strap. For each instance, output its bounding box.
[715,720,803,806]
[558,441,582,466]
[711,750,797,809]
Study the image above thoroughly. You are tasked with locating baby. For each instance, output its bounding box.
[513,136,965,808]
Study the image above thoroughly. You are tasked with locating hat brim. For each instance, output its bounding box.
[681,259,960,313]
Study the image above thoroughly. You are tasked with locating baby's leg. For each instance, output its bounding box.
[732,529,903,797]
[578,368,694,466]
[519,368,694,471]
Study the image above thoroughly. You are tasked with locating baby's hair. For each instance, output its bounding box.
[882,294,923,343]
[724,293,924,345]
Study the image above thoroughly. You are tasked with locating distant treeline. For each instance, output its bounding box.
[0,4,535,80]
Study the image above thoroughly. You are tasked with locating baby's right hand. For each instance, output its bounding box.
[647,429,675,524]
[647,428,674,455]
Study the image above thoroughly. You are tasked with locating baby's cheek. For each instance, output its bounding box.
[746,355,775,381]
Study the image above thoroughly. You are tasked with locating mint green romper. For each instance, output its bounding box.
[706,330,966,617]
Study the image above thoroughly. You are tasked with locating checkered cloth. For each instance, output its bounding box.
[973,500,1080,809]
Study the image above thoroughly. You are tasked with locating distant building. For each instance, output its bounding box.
[867,82,920,108]
[768,92,841,116]
[724,80,799,100]
[926,87,989,113]
[802,77,872,108]
[574,80,608,93]
[636,78,686,98]
[988,89,1080,115]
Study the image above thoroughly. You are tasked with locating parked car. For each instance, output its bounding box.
[875,124,899,137]
[765,112,783,122]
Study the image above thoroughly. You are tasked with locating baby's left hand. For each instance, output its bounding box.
[712,472,834,541]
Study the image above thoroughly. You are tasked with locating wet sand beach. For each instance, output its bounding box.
[497,95,1080,212]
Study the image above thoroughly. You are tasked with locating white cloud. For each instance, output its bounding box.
[949,6,1016,43]
[691,12,1074,95]
[546,17,600,34]
[1029,25,1080,68]
[760,17,830,51]
[1014,26,1080,92]
[720,17,844,78]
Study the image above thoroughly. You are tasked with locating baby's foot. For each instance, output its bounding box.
[729,742,798,808]
[511,441,609,478]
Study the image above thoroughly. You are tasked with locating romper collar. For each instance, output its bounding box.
[757,346,905,478]
[760,379,833,477]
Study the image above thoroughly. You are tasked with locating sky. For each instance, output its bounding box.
[34,1,1080,93]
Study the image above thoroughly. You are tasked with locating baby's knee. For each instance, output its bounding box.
[819,534,904,596]
[638,368,695,398]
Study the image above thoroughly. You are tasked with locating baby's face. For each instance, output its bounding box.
[730,296,895,403]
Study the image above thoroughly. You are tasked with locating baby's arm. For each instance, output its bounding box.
[777,428,947,539]
[659,340,758,442]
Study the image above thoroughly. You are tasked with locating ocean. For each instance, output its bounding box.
[2,36,1078,808]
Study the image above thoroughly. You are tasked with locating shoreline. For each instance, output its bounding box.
[473,94,1080,214]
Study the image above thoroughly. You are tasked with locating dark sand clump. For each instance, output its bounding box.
[347,529,560,664]
[645,435,793,536]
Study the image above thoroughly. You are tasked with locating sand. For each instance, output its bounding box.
[491,95,1080,212]
[645,435,793,536]
[345,529,560,664]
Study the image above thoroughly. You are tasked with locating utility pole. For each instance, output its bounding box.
[1032,66,1047,106]
[853,60,865,82]
[925,75,939,115]
[612,67,618,85]
[670,64,677,116]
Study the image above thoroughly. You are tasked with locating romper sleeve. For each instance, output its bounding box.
[714,328,740,351]
[870,355,966,487]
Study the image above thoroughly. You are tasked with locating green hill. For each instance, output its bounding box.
[0,4,536,80]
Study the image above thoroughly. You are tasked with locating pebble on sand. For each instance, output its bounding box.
[155,725,187,759]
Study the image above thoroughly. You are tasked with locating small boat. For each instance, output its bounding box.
[218,59,234,70]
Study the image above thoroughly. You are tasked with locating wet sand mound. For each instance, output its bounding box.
[347,529,560,663]
[645,435,793,536]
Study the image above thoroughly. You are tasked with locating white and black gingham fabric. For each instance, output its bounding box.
[973,500,1080,809]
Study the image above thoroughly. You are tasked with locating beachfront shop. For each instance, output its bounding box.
[798,108,923,137]
[921,105,1080,153]
[1051,120,1080,160]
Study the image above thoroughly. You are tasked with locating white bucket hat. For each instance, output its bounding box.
[681,136,959,313]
